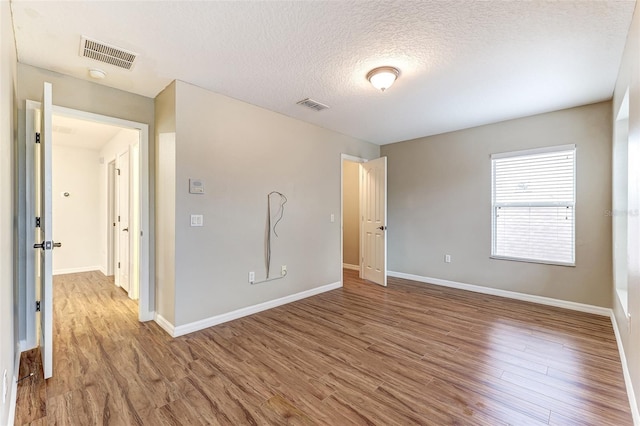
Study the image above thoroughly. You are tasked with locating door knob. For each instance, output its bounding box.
[122,228,129,232]
[33,241,61,250]
[377,225,387,231]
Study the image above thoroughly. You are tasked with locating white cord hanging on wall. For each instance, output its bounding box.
[251,191,288,285]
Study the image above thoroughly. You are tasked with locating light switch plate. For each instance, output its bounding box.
[190,214,203,227]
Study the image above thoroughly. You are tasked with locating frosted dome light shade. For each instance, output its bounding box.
[89,68,106,79]
[367,66,399,91]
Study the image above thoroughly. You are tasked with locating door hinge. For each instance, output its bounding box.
[118,262,120,269]
[35,217,41,228]
[35,133,40,144]
[118,215,120,222]
[117,168,121,176]
[35,301,41,312]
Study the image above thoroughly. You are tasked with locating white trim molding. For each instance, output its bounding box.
[341,154,368,163]
[387,271,611,316]
[156,281,342,338]
[7,344,21,426]
[611,312,640,425]
[342,263,360,271]
[154,313,175,337]
[140,309,155,323]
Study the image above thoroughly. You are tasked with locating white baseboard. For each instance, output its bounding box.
[387,271,611,316]
[154,313,175,336]
[53,266,101,276]
[611,312,640,425]
[342,263,360,271]
[7,341,22,426]
[158,281,342,338]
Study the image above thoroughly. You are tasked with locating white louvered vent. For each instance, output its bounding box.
[79,36,137,70]
[296,98,329,112]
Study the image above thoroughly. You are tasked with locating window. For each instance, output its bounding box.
[491,144,576,266]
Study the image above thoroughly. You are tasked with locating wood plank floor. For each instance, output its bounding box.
[15,269,632,425]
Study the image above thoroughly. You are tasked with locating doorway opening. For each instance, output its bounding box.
[342,158,361,273]
[340,154,388,287]
[51,114,141,300]
[24,100,151,351]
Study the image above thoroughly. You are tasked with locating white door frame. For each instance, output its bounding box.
[130,142,140,300]
[340,154,368,282]
[115,148,131,293]
[24,101,152,348]
[107,160,116,276]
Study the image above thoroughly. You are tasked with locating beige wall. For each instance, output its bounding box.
[612,2,640,419]
[155,82,176,325]
[15,64,155,342]
[52,145,101,274]
[157,80,379,327]
[343,160,360,266]
[381,102,613,307]
[0,2,17,424]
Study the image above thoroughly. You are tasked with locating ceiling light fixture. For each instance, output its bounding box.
[366,66,400,92]
[88,68,106,79]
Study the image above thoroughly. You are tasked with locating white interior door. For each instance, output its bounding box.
[117,150,130,293]
[361,156,387,286]
[35,82,55,379]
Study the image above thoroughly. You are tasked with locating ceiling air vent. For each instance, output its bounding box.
[79,36,137,70]
[296,98,329,112]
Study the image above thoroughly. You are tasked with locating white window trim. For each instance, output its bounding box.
[490,144,576,267]
[490,143,576,160]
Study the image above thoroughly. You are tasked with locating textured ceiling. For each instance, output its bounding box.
[11,1,637,145]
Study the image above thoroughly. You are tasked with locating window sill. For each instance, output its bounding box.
[490,255,575,268]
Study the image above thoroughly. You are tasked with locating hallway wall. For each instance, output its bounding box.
[52,145,101,274]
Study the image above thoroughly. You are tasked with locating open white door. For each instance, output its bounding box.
[361,156,387,286]
[34,82,55,379]
[117,150,130,293]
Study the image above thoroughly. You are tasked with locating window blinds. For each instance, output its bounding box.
[491,145,576,265]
